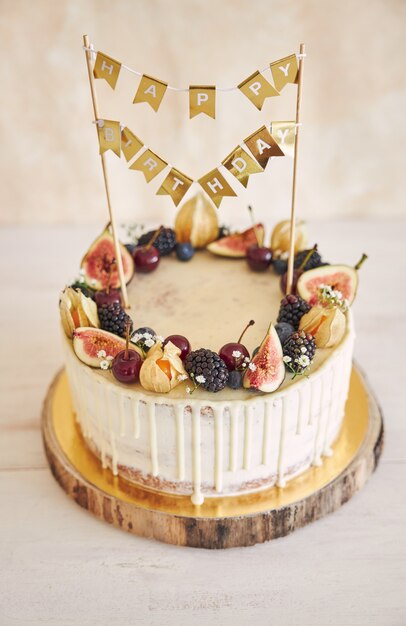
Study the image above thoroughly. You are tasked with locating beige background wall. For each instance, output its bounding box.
[1,0,405,226]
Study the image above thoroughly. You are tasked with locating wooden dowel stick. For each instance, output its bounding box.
[82,34,129,308]
[286,43,305,295]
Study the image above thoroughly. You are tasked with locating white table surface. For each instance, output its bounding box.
[1,221,405,626]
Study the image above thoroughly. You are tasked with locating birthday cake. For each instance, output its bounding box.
[59,194,365,505]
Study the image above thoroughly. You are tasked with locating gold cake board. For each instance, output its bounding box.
[42,366,383,549]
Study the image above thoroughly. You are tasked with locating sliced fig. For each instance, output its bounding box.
[207,224,264,258]
[297,265,358,306]
[243,324,285,392]
[73,327,135,367]
[80,227,135,290]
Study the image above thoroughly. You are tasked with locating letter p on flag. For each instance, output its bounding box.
[189,86,216,119]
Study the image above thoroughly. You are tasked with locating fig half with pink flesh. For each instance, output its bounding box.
[297,265,358,306]
[243,324,285,392]
[80,227,135,290]
[207,224,264,258]
[73,327,142,367]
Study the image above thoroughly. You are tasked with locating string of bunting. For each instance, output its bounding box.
[88,46,302,119]
[96,119,297,207]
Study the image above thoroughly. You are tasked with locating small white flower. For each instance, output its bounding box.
[131,333,142,343]
[301,346,307,353]
[155,335,164,343]
[232,350,242,359]
[177,374,188,382]
[79,269,85,277]
[296,355,310,368]
[195,375,206,384]
[283,355,292,364]
[106,355,114,361]
[143,332,153,339]
[334,289,343,300]
[144,338,155,348]
[91,279,97,286]
[248,363,257,372]
[100,360,110,370]
[242,363,247,368]
[244,357,250,363]
[186,386,192,394]
[97,349,107,359]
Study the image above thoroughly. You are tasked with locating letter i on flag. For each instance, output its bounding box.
[157,168,193,206]
[97,120,121,157]
[121,127,144,161]
[93,52,121,89]
[133,75,168,112]
[198,168,236,207]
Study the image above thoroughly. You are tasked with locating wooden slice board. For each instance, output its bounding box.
[42,366,383,549]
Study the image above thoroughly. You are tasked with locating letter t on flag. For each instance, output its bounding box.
[157,168,193,206]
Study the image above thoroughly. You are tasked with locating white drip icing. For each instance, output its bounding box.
[175,404,185,481]
[147,402,158,476]
[322,367,338,456]
[214,405,224,492]
[94,379,107,468]
[132,399,140,439]
[243,405,254,470]
[119,394,126,437]
[277,398,288,487]
[312,375,328,466]
[106,389,118,475]
[262,402,272,465]
[297,381,310,435]
[229,404,240,472]
[191,404,204,505]
[309,376,320,427]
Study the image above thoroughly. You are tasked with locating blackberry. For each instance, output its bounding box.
[277,294,311,330]
[275,322,295,345]
[137,228,176,256]
[184,349,229,393]
[98,302,133,338]
[294,248,323,272]
[283,331,316,374]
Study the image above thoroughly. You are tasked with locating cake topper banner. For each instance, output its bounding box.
[94,118,296,207]
[90,48,300,118]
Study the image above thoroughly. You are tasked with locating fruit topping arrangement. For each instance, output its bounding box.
[60,193,367,396]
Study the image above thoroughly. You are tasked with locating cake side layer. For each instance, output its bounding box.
[63,316,355,504]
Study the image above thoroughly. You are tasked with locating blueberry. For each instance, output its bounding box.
[175,242,195,262]
[275,322,295,345]
[227,370,243,389]
[218,225,231,239]
[273,258,288,276]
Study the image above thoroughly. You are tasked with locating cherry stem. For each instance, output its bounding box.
[298,244,318,272]
[238,319,255,344]
[124,321,131,360]
[145,225,163,250]
[247,206,261,247]
[354,253,368,271]
[106,257,116,295]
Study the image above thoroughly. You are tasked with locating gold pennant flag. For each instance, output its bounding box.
[189,86,216,119]
[121,127,143,162]
[222,145,263,188]
[238,71,279,110]
[133,74,168,112]
[271,121,296,157]
[198,168,236,208]
[97,120,121,157]
[93,52,121,89]
[129,148,168,182]
[244,125,284,169]
[157,168,193,206]
[270,54,298,91]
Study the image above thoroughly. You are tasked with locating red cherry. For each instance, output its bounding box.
[133,245,160,273]
[219,342,250,371]
[246,245,272,272]
[163,335,191,360]
[94,289,122,307]
[112,349,142,384]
